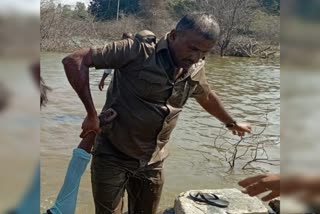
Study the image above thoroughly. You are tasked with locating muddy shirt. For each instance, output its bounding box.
[91,33,211,166]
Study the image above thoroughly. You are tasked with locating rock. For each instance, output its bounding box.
[174,188,268,214]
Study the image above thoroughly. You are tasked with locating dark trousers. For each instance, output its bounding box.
[91,155,164,214]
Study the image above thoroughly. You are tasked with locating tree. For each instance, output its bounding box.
[210,0,257,56]
[167,0,258,56]
[168,0,200,18]
[88,0,140,20]
[62,5,73,18]
[41,0,58,42]
[56,3,63,13]
[138,0,173,34]
[257,0,280,15]
[73,2,88,20]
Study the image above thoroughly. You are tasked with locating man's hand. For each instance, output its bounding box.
[80,114,100,138]
[229,123,252,137]
[238,174,280,201]
[98,80,104,91]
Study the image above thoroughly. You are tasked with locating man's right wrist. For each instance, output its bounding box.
[225,120,237,128]
[88,111,98,118]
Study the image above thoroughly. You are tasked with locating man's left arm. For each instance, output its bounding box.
[190,64,251,136]
[195,91,251,136]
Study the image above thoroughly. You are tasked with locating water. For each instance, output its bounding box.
[41,52,280,213]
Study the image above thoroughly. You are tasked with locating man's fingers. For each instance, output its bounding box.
[239,174,267,187]
[80,130,89,138]
[261,191,280,201]
[80,128,100,138]
[244,125,252,133]
[238,131,245,137]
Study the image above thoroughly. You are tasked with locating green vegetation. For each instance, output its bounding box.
[40,0,279,57]
[257,0,280,15]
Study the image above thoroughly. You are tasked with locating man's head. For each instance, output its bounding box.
[168,13,220,69]
[122,32,134,39]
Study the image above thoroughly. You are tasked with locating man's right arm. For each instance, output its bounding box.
[62,38,140,137]
[62,48,100,137]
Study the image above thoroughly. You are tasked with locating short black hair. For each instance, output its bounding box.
[176,13,220,41]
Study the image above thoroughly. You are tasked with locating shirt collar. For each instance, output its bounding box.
[156,33,170,53]
[156,33,178,73]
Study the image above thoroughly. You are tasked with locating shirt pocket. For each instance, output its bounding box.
[169,79,197,108]
[136,69,169,100]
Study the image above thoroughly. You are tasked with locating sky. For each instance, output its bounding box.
[0,0,40,14]
[0,0,90,15]
[56,0,90,5]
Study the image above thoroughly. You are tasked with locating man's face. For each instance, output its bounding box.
[168,29,216,69]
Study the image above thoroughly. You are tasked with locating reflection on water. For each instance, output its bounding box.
[41,53,280,213]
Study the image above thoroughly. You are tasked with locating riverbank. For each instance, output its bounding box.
[40,1,280,59]
[41,37,280,59]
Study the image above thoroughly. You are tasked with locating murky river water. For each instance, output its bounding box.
[41,52,280,213]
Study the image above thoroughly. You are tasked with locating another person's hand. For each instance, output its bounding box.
[80,114,100,138]
[229,123,252,137]
[238,174,280,201]
[98,80,104,91]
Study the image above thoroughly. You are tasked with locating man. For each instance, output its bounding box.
[98,32,134,91]
[62,13,251,214]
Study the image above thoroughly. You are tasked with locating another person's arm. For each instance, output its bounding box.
[98,73,108,91]
[98,69,113,91]
[238,174,280,201]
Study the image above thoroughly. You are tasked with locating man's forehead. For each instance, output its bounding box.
[189,38,216,51]
[182,30,216,44]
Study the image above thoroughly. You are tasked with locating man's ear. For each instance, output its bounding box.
[169,29,177,41]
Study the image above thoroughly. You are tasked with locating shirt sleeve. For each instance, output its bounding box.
[190,62,212,99]
[91,38,141,70]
